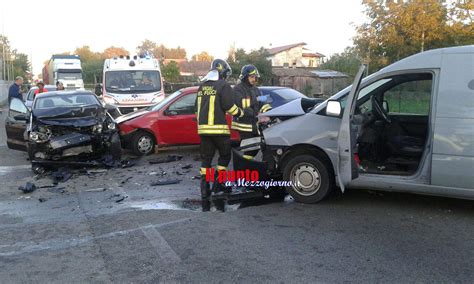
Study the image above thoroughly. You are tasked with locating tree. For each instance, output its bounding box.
[81,60,103,85]
[136,39,157,55]
[136,40,187,59]
[226,47,272,85]
[160,61,181,82]
[319,47,361,77]
[191,51,214,62]
[446,0,474,45]
[13,52,31,79]
[103,46,129,58]
[353,0,472,73]
[74,45,102,62]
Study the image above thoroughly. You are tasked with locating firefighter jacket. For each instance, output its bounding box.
[195,79,243,136]
[231,82,272,133]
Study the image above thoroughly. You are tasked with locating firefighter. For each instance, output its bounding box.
[195,59,244,212]
[231,65,272,159]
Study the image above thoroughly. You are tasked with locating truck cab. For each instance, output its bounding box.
[101,55,165,114]
[43,55,84,90]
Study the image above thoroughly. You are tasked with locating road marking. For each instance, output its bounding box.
[0,217,192,257]
[141,227,182,263]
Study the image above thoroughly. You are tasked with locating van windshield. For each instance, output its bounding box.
[105,70,162,93]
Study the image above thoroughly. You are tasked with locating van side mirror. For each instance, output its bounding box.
[164,82,173,93]
[326,100,342,117]
[95,83,103,96]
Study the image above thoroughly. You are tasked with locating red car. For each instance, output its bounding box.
[117,86,239,155]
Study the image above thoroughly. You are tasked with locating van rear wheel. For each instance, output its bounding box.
[282,154,334,204]
[131,131,155,156]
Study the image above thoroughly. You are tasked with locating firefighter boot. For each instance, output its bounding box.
[212,170,232,195]
[200,177,211,212]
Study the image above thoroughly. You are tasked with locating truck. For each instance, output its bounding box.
[99,54,165,114]
[42,55,84,90]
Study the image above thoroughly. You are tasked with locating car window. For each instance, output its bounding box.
[35,94,99,109]
[384,77,432,115]
[149,90,182,111]
[9,98,28,114]
[167,93,197,115]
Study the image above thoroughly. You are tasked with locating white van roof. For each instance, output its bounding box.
[379,45,474,74]
[104,55,160,71]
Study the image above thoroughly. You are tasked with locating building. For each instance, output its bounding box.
[267,43,325,68]
[272,67,350,98]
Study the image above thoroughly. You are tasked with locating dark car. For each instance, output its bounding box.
[258,86,324,108]
[5,91,121,169]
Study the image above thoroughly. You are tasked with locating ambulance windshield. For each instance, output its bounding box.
[105,70,161,93]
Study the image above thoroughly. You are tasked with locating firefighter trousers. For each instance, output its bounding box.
[199,135,231,176]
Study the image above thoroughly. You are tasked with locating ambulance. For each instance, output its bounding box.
[101,54,165,114]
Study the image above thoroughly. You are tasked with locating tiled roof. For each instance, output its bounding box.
[267,42,307,55]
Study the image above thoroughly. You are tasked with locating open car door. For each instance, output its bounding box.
[337,65,366,192]
[5,98,30,151]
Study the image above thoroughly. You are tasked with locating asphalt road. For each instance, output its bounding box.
[0,106,473,283]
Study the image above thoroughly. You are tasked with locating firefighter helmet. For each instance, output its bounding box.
[239,64,260,80]
[211,59,232,79]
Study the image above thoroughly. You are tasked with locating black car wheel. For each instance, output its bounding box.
[131,131,155,156]
[282,154,334,204]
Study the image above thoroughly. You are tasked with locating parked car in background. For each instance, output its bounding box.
[259,86,324,108]
[24,85,57,109]
[6,91,121,169]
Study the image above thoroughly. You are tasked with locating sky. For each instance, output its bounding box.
[1,0,366,75]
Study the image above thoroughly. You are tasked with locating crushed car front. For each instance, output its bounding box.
[28,91,121,164]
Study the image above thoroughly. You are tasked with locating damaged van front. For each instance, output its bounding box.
[5,91,121,170]
[258,45,474,203]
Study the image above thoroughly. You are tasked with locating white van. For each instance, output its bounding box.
[257,45,474,203]
[100,55,165,114]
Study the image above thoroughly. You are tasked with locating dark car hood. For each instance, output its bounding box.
[32,106,104,127]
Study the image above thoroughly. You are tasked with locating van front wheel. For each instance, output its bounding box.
[282,154,334,204]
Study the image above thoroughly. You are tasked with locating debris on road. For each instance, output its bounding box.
[149,155,183,164]
[191,175,201,180]
[121,159,137,168]
[85,187,107,192]
[87,169,108,174]
[18,182,37,194]
[121,177,133,184]
[110,193,128,203]
[150,179,181,186]
[47,187,66,194]
[51,167,73,184]
[38,198,47,203]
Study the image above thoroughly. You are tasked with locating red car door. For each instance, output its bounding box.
[158,92,200,145]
